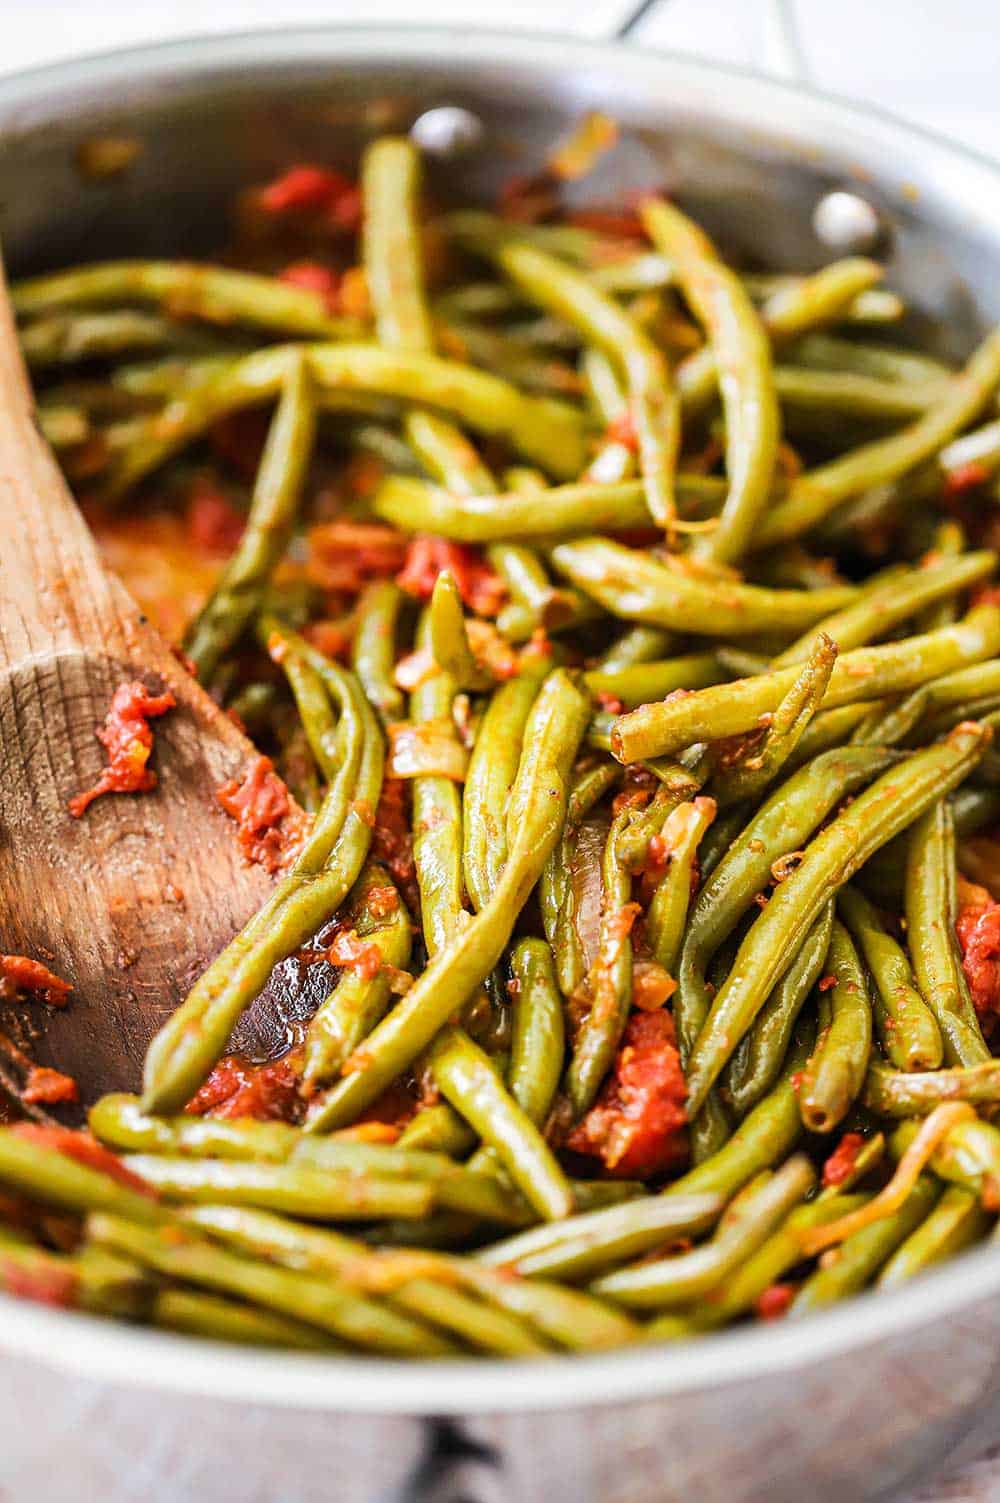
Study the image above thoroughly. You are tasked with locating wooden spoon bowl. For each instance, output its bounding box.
[0,274,323,1111]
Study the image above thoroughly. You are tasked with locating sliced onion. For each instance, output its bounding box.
[387,720,469,782]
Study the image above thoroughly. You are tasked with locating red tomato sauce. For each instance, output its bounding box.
[0,956,71,1008]
[69,681,176,817]
[956,876,1000,1019]
[397,536,506,617]
[821,1131,865,1189]
[215,755,298,873]
[22,1067,79,1107]
[185,1052,303,1123]
[567,1009,688,1178]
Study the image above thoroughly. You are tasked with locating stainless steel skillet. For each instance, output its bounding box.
[1,17,1000,1503]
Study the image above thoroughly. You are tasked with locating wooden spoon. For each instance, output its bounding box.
[0,271,326,1113]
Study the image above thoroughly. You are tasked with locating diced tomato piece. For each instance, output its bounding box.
[327,929,384,981]
[606,409,639,452]
[185,1052,303,1123]
[22,1067,78,1107]
[821,1131,866,1188]
[11,1126,157,1196]
[566,1009,688,1178]
[1,1256,78,1308]
[216,755,298,873]
[367,885,400,919]
[279,260,340,313]
[69,681,176,817]
[956,876,1000,1018]
[631,958,676,1012]
[0,956,71,1008]
[944,460,991,498]
[397,536,506,617]
[185,478,246,554]
[308,520,409,595]
[755,1283,794,1321]
[258,164,361,230]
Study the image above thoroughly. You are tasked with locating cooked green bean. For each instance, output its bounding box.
[878,1185,992,1287]
[152,1288,338,1349]
[492,242,680,533]
[551,537,856,639]
[593,1157,814,1309]
[864,1059,1000,1117]
[641,197,779,564]
[508,939,565,1128]
[791,1177,940,1311]
[797,921,872,1133]
[726,903,834,1117]
[758,327,1000,545]
[305,669,589,1130]
[838,885,942,1070]
[185,353,316,681]
[684,725,991,1114]
[474,1189,722,1281]
[352,581,406,723]
[905,800,991,1067]
[647,797,717,976]
[612,603,1000,762]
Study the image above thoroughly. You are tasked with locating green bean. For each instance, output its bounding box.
[305,669,589,1130]
[451,1263,639,1351]
[493,242,680,533]
[0,1128,163,1224]
[565,804,636,1118]
[612,603,1000,762]
[785,331,953,386]
[442,210,598,265]
[757,326,1000,546]
[864,1059,1000,1118]
[0,1240,150,1320]
[152,1288,337,1349]
[475,1190,722,1281]
[593,1156,814,1309]
[675,257,885,417]
[726,903,834,1116]
[791,1177,940,1312]
[890,1116,1000,1203]
[797,921,872,1133]
[185,354,315,680]
[665,1023,814,1203]
[142,650,383,1113]
[647,797,717,976]
[551,537,855,640]
[684,724,991,1116]
[675,747,894,1075]
[773,553,996,669]
[12,260,359,336]
[837,886,942,1070]
[905,801,990,1067]
[584,654,724,711]
[352,581,406,723]
[20,308,220,367]
[463,658,550,912]
[850,688,933,749]
[302,866,412,1086]
[429,1026,573,1220]
[307,344,585,478]
[88,1214,455,1356]
[596,625,677,672]
[397,1105,477,1158]
[687,1191,872,1330]
[429,570,493,691]
[784,704,877,772]
[877,1185,991,1287]
[508,939,565,1128]
[710,635,837,808]
[119,1154,434,1220]
[641,197,779,564]
[774,366,944,421]
[373,473,725,544]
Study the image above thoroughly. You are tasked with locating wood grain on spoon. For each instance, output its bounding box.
[0,266,318,1107]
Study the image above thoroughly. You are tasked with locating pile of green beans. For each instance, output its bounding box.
[9,125,1000,1360]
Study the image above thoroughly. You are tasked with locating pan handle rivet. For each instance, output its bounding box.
[812,190,883,252]
[410,106,485,156]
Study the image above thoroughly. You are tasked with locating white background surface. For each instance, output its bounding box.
[0,2,998,1499]
[0,0,997,163]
